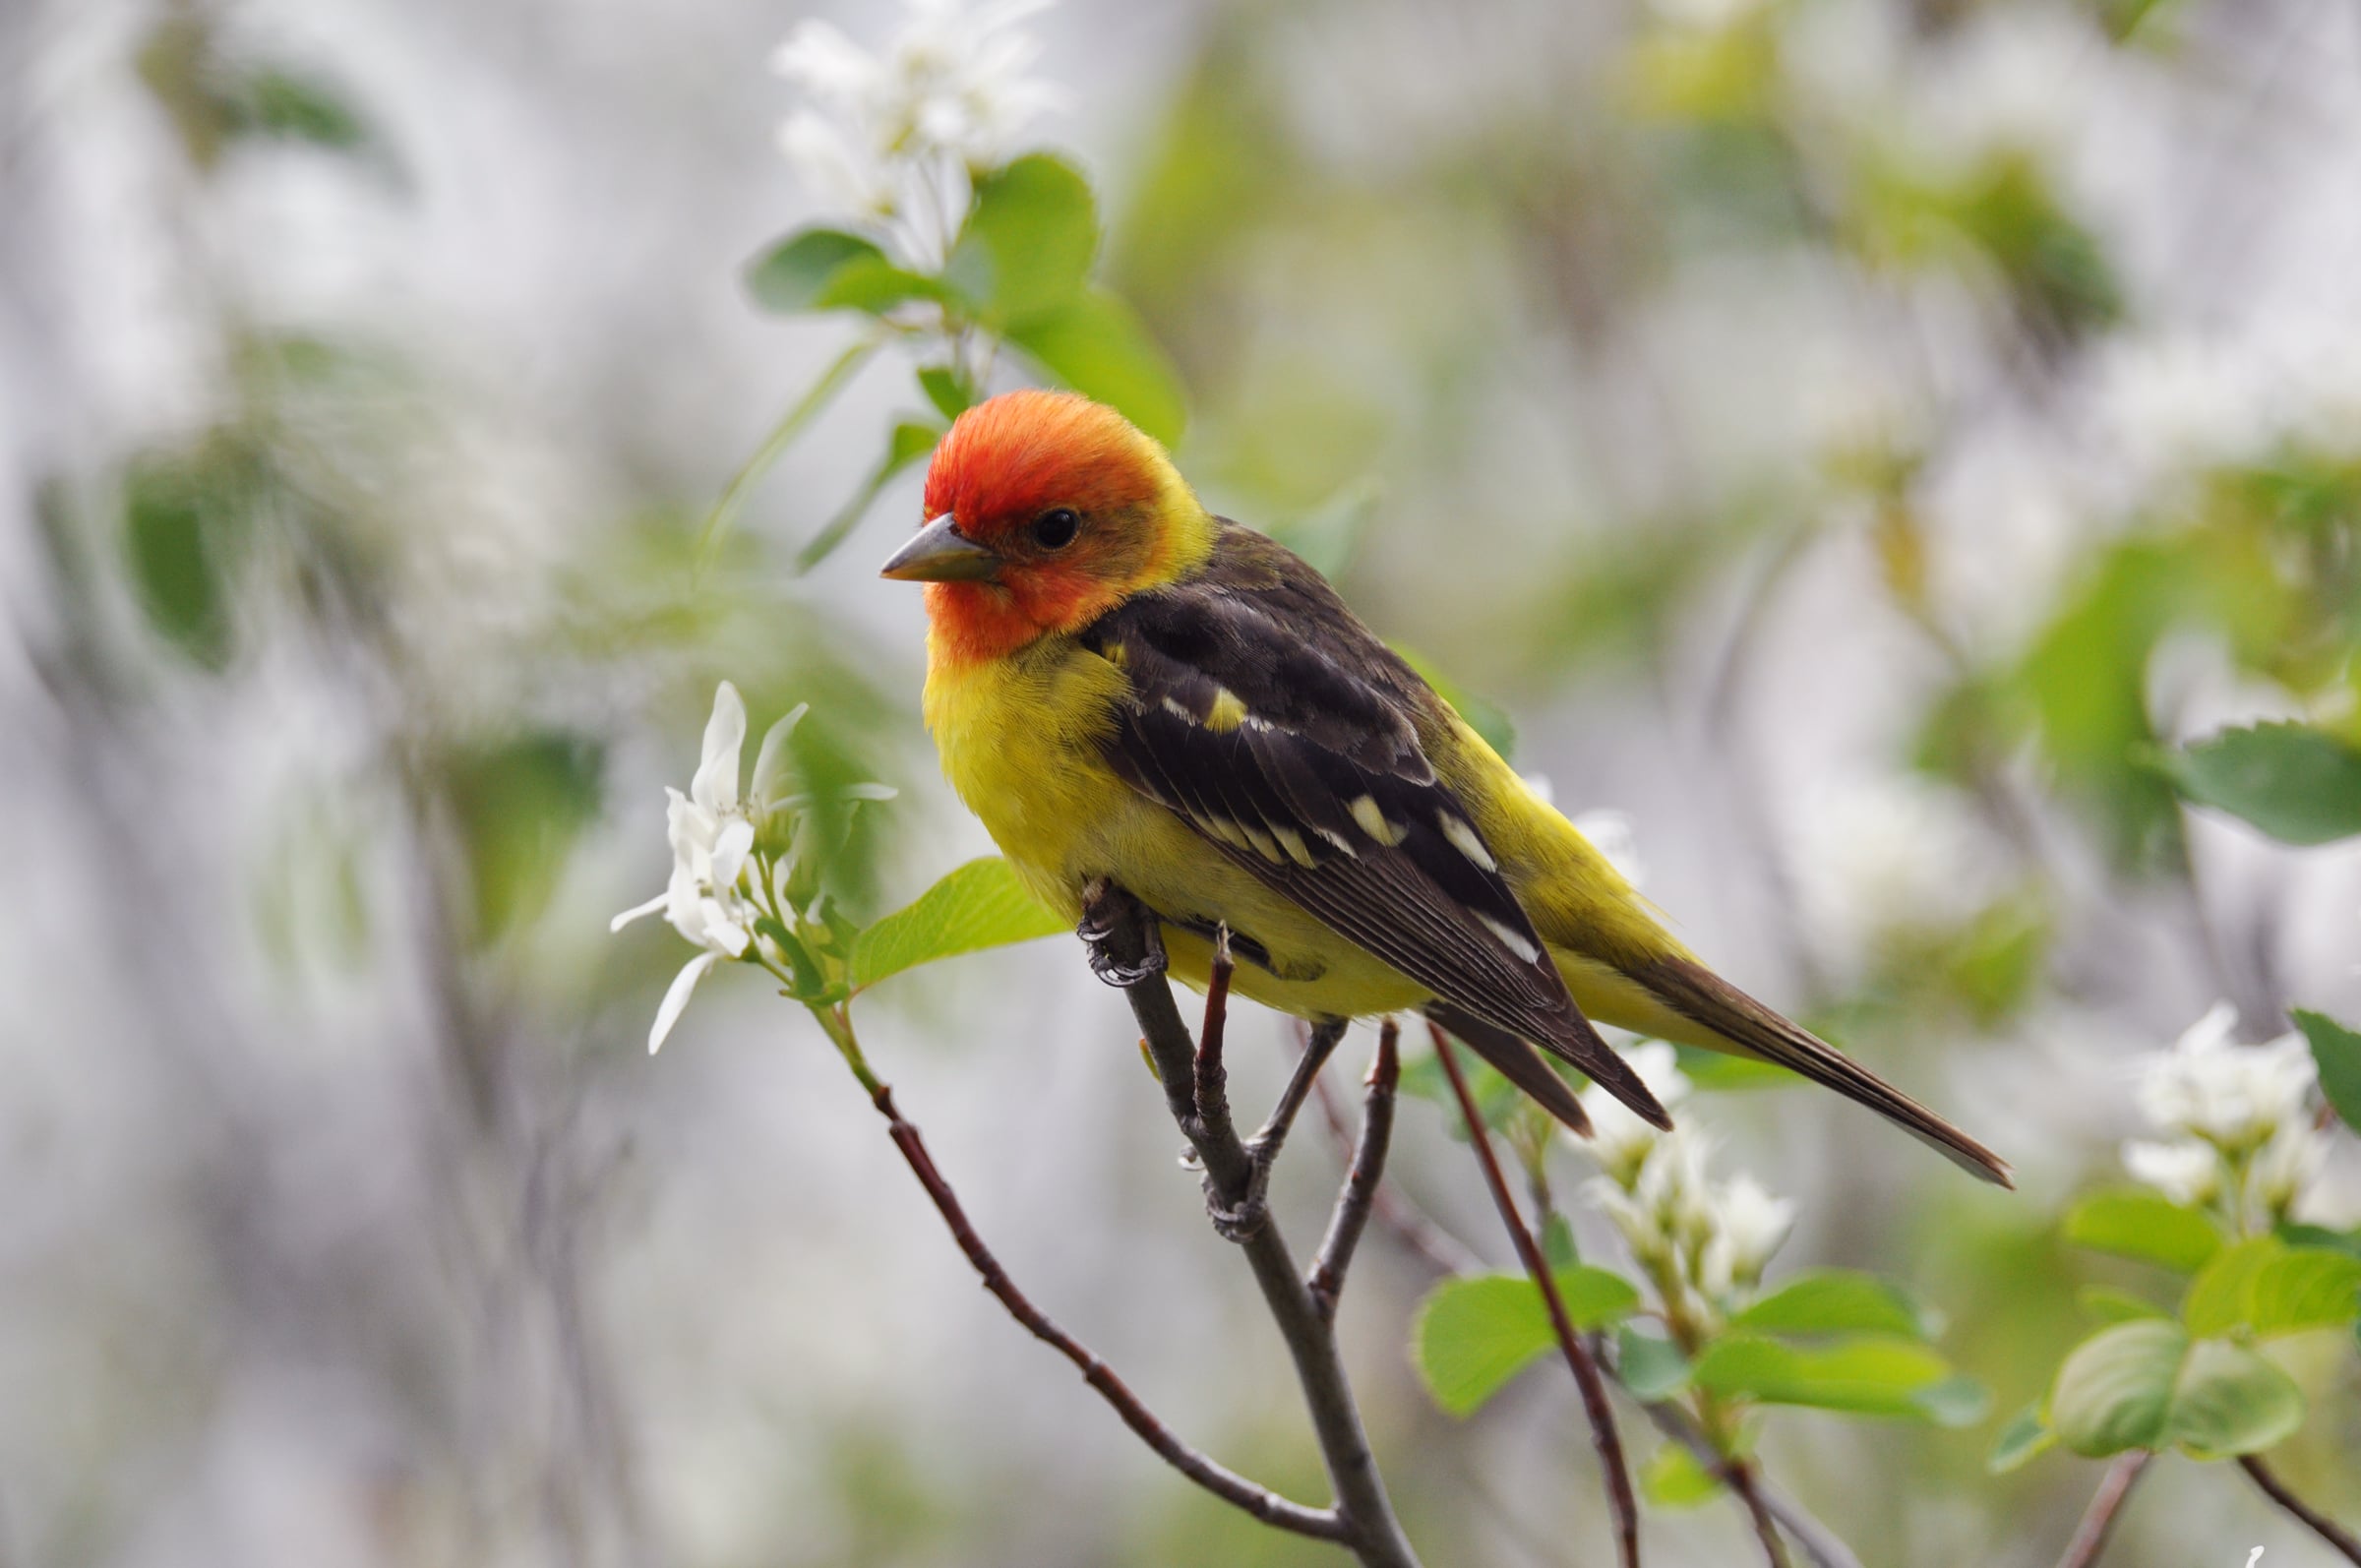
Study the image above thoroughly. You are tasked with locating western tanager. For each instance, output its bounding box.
[881,390,2009,1185]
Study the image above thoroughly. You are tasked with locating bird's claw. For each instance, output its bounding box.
[1078,882,1166,988]
[1204,1136,1279,1242]
[1205,1182,1269,1242]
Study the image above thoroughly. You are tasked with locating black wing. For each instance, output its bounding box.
[1078,526,1666,1128]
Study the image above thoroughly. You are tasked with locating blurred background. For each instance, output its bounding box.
[4,0,2359,1563]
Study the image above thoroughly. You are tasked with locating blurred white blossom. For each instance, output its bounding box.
[1578,1039,1690,1186]
[1793,774,2006,965]
[1582,1078,1796,1330]
[613,683,808,1053]
[2120,1137,2220,1207]
[2121,1000,2332,1230]
[2132,1001,2316,1153]
[1704,1175,1797,1294]
[772,0,1064,262]
[2248,1123,2329,1218]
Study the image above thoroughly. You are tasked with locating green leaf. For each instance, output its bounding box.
[1987,1404,2055,1474]
[1007,287,1188,448]
[2155,722,2361,845]
[1540,1211,1580,1269]
[2292,1010,2361,1134]
[1731,1270,1934,1340]
[2049,1320,2306,1458]
[1912,1374,1995,1427]
[2063,1188,2225,1273]
[1615,1326,1693,1401]
[2278,1222,2361,1261]
[746,229,938,316]
[1690,1333,1969,1421]
[1413,1269,1641,1417]
[2050,1320,2180,1455]
[2168,1338,2305,1459]
[2078,1285,2169,1324]
[232,67,372,153]
[918,365,976,422]
[944,153,1098,324]
[2183,1236,2361,1339]
[122,436,269,671]
[2251,1248,2361,1336]
[1640,1443,1725,1511]
[849,857,1069,991]
[1392,643,1517,763]
[2184,1237,2285,1339]
[2017,540,2192,873]
[444,731,604,942]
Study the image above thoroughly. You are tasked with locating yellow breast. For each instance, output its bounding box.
[920,634,1428,1021]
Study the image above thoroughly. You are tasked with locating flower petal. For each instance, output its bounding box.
[649,951,721,1054]
[751,703,810,805]
[709,816,757,892]
[693,682,748,814]
[609,892,668,933]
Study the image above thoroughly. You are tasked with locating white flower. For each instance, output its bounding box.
[2121,1137,2222,1207]
[1579,1040,1691,1185]
[2248,1122,2329,1222]
[1571,809,1648,891]
[771,0,1064,262]
[1707,1175,1796,1288]
[2132,1001,2317,1152]
[1792,774,2003,962]
[614,683,808,1054]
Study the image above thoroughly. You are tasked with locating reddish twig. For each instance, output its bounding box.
[2239,1456,2361,1563]
[1303,1025,1483,1279]
[865,1081,1350,1542]
[1194,926,1235,1133]
[2055,1452,2149,1568]
[1431,1025,1642,1568]
[1307,1019,1400,1322]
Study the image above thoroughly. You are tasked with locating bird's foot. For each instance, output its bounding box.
[1204,1137,1280,1242]
[1078,879,1166,988]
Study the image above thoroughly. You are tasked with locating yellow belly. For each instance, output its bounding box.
[923,637,1430,1020]
[922,635,1692,1035]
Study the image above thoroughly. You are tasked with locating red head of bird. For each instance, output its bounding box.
[879,390,1210,666]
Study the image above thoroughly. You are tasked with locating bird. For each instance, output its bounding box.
[879,388,2010,1186]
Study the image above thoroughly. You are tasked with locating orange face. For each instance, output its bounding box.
[881,390,1191,666]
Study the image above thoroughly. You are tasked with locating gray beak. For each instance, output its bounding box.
[879,513,1000,582]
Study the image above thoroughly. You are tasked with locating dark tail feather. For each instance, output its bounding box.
[1425,1002,1605,1137]
[1635,957,2014,1188]
[1427,991,1671,1133]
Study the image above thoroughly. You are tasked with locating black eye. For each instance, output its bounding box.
[1031,508,1080,550]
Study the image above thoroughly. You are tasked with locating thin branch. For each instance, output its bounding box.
[1723,1456,1793,1568]
[1194,925,1236,1133]
[1308,1019,1400,1323]
[1304,1027,1483,1278]
[2239,1456,2361,1564]
[1631,1397,1858,1568]
[2056,1453,2149,1568]
[861,1080,1350,1542]
[1431,1026,1642,1568]
[1084,882,1424,1568]
[1257,1017,1349,1155]
[1303,1058,1859,1568]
